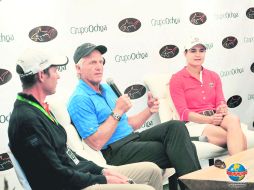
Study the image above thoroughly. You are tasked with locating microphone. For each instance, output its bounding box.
[191,136,208,142]
[106,78,122,97]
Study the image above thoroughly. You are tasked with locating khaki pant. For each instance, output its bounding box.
[83,162,163,190]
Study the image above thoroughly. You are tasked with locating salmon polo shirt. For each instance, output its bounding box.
[170,67,225,121]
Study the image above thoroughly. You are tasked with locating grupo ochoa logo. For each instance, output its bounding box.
[124,84,146,100]
[248,94,254,100]
[151,17,180,26]
[246,7,254,19]
[118,18,141,33]
[0,112,11,123]
[244,36,254,44]
[189,12,207,25]
[227,95,242,108]
[250,63,254,73]
[0,33,14,43]
[220,67,244,78]
[227,163,247,182]
[70,24,107,35]
[141,120,153,129]
[159,45,179,59]
[0,69,12,86]
[29,26,57,42]
[115,51,148,63]
[215,12,239,20]
[222,36,238,49]
[0,153,13,171]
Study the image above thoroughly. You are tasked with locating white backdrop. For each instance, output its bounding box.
[0,0,254,188]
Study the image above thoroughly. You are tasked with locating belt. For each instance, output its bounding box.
[199,110,215,116]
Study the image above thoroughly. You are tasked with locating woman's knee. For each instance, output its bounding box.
[223,114,240,126]
[203,126,227,144]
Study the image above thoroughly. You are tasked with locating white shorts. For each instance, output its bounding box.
[186,122,208,137]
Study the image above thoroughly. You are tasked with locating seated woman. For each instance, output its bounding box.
[169,37,247,155]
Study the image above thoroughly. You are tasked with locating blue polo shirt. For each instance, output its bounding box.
[67,80,133,149]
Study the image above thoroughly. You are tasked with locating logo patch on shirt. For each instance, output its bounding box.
[209,82,214,88]
[26,134,40,147]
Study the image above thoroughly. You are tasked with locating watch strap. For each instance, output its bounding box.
[111,112,121,121]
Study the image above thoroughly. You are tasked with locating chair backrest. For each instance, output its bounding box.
[144,73,179,122]
[8,149,32,190]
[47,96,111,168]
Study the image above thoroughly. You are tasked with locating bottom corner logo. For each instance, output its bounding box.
[226,163,247,181]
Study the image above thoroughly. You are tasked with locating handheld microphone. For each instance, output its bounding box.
[106,78,122,97]
[191,136,208,142]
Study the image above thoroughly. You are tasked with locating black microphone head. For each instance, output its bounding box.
[106,77,122,97]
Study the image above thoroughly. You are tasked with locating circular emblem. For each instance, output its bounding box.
[0,69,12,86]
[222,36,238,49]
[246,7,254,19]
[29,26,57,42]
[227,95,242,108]
[227,163,247,181]
[159,45,179,58]
[189,12,207,25]
[124,84,146,99]
[0,153,13,171]
[118,18,141,33]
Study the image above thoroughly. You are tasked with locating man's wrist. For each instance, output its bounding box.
[147,107,154,115]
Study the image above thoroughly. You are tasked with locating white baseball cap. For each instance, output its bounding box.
[184,36,206,50]
[16,48,68,78]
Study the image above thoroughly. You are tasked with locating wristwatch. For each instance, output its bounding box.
[111,112,121,121]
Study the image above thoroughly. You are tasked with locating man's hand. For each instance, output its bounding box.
[103,169,130,184]
[147,92,159,114]
[115,94,132,115]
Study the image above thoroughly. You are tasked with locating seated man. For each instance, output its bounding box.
[8,48,163,190]
[67,42,201,190]
[170,36,247,155]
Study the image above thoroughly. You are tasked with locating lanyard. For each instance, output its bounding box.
[17,95,59,125]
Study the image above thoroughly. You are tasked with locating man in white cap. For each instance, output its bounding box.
[8,48,163,190]
[170,37,247,155]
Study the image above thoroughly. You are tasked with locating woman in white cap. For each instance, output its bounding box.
[169,37,247,155]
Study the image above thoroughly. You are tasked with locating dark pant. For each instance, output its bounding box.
[102,120,201,177]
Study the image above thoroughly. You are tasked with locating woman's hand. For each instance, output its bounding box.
[210,113,224,126]
[216,102,228,116]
